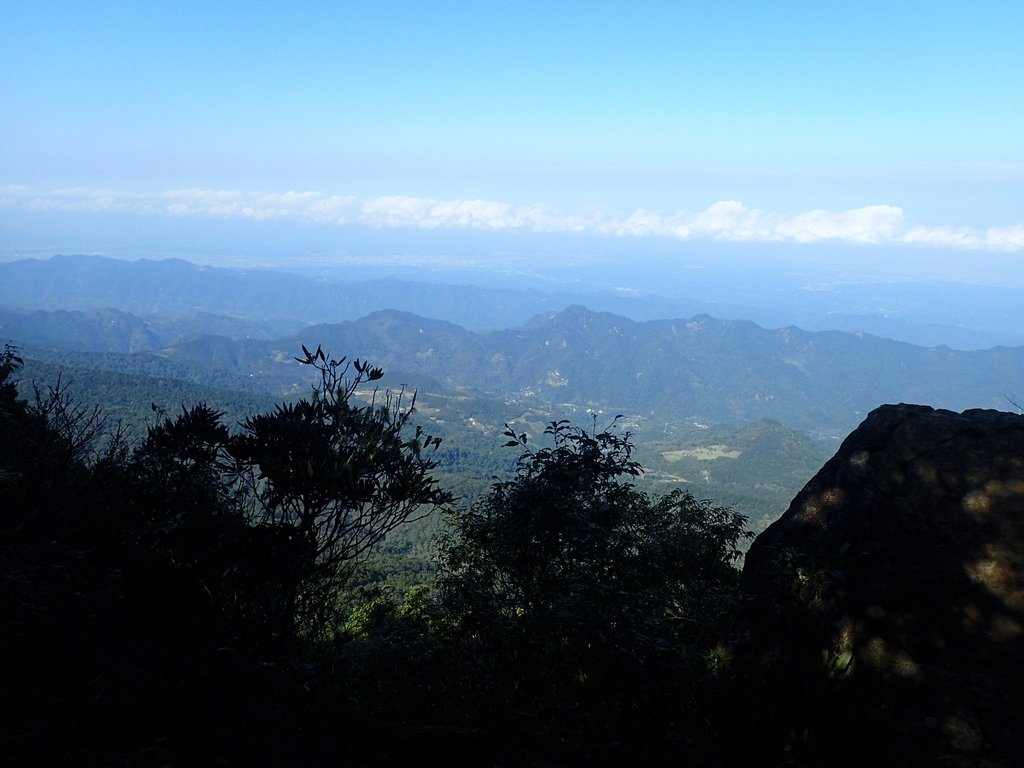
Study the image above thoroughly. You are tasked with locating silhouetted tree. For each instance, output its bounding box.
[140,348,452,643]
[438,418,749,750]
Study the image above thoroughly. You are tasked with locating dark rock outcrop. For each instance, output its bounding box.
[740,403,1024,767]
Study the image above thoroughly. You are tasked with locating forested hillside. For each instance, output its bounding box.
[8,266,1022,536]
[8,301,1021,437]
[0,344,750,765]
[16,346,825,534]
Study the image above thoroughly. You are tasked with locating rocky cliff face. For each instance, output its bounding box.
[740,403,1024,767]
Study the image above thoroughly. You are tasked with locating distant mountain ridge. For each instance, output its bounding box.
[0,306,285,353]
[0,253,711,333]
[2,254,1019,348]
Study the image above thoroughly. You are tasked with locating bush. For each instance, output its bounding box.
[436,419,750,753]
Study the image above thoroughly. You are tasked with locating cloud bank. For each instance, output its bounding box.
[2,185,1022,252]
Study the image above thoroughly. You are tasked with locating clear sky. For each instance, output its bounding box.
[2,0,1023,266]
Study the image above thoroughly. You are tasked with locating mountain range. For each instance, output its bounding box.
[3,256,1021,437]
[6,253,1022,531]
[162,305,1021,436]
[3,253,1022,349]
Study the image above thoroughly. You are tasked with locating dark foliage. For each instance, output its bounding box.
[137,345,454,643]
[0,345,453,765]
[2,344,754,765]
[435,419,750,755]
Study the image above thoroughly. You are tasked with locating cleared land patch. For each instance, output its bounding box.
[662,445,743,462]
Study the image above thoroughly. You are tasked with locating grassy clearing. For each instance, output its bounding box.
[662,445,742,462]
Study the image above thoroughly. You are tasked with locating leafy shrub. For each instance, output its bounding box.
[436,418,750,753]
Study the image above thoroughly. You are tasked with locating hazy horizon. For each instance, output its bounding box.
[2,1,1022,334]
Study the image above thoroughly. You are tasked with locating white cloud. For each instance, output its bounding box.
[161,189,329,221]
[984,225,1024,251]
[777,205,905,244]
[361,196,522,230]
[900,225,982,249]
[306,195,360,224]
[1,185,1022,252]
[674,201,907,244]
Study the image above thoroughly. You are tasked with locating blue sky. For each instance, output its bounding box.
[2,0,1023,265]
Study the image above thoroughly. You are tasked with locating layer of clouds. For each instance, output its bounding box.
[2,185,1022,252]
